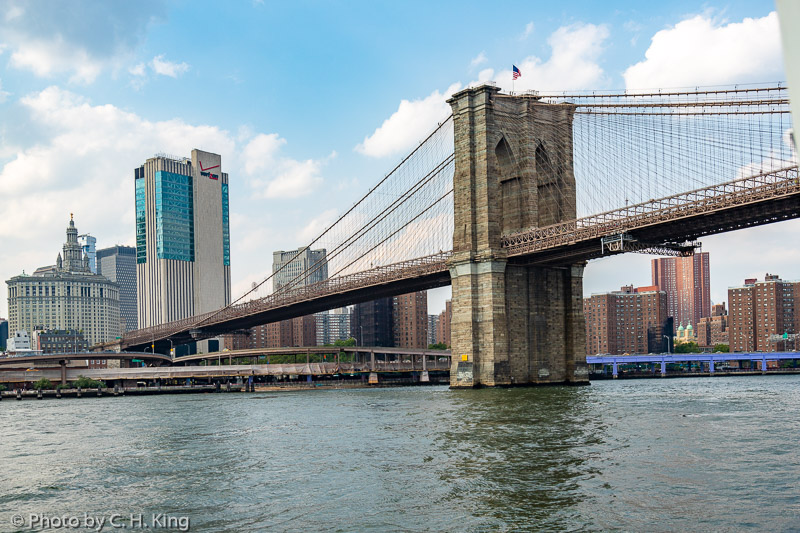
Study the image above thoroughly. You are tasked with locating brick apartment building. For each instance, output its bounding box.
[729,274,800,352]
[584,285,669,355]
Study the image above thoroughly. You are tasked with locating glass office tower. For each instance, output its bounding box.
[135,149,231,328]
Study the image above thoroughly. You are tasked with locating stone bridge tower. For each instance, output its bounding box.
[447,84,588,387]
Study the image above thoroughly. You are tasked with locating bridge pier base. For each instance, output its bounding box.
[448,254,589,388]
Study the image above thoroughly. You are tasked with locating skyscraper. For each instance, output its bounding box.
[77,234,97,273]
[272,248,328,290]
[261,247,326,348]
[651,252,711,332]
[135,150,231,327]
[97,245,138,332]
[6,216,121,346]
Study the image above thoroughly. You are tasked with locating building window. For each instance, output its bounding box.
[135,176,147,264]
[154,170,195,262]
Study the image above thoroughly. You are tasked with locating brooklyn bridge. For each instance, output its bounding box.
[118,84,798,388]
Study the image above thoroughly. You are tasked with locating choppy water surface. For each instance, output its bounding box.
[2,375,800,532]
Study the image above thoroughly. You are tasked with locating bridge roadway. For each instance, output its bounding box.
[0,347,452,384]
[0,351,172,366]
[0,361,452,384]
[119,165,800,352]
[172,345,452,365]
[502,167,800,264]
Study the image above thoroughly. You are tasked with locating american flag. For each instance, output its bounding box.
[512,65,521,80]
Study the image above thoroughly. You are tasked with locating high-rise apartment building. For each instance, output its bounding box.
[393,291,428,348]
[135,150,231,327]
[697,303,729,348]
[436,300,452,347]
[254,247,328,348]
[6,216,121,346]
[584,285,669,355]
[729,274,800,352]
[272,248,328,290]
[97,245,138,332]
[351,298,394,347]
[316,307,351,346]
[652,252,711,332]
[427,314,439,346]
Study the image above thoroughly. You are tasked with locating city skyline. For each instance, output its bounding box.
[0,1,791,319]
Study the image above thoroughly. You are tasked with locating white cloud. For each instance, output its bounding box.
[150,55,190,77]
[129,63,146,76]
[470,51,487,69]
[0,1,165,84]
[521,21,534,40]
[5,4,23,21]
[297,208,339,243]
[263,158,325,199]
[494,22,610,92]
[242,135,331,199]
[624,12,783,90]
[9,37,103,83]
[477,68,495,83]
[0,79,9,102]
[355,83,460,158]
[242,133,285,175]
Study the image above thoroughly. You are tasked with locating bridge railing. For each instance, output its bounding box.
[123,252,452,346]
[501,166,799,255]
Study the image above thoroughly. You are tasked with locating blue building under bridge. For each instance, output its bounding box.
[588,353,800,378]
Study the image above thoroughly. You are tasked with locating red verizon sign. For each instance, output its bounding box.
[200,161,219,180]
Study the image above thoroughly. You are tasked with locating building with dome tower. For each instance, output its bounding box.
[6,215,121,347]
[674,322,698,345]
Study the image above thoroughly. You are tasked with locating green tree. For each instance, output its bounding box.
[428,342,448,350]
[334,338,357,347]
[73,375,105,389]
[712,343,730,353]
[33,378,54,390]
[674,342,700,354]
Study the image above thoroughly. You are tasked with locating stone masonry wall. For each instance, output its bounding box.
[447,85,588,387]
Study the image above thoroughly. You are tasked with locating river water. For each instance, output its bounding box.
[1,375,799,532]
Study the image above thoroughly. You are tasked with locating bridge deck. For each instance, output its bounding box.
[119,165,799,351]
[0,361,452,383]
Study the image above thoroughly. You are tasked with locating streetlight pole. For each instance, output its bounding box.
[663,335,671,355]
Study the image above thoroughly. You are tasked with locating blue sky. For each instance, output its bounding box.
[0,0,791,317]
